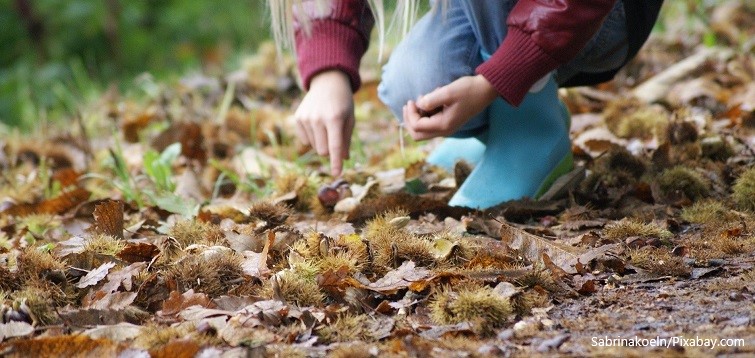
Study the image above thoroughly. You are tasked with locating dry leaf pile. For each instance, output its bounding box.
[1,3,754,356]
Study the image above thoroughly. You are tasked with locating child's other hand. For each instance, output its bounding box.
[295,70,355,177]
[403,75,497,141]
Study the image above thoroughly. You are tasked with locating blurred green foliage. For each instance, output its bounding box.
[0,0,269,130]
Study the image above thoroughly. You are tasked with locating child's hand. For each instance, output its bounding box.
[403,75,498,141]
[294,70,355,177]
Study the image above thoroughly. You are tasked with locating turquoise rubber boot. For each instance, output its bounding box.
[448,76,573,209]
[426,135,487,171]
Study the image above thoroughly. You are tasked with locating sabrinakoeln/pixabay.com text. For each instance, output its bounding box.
[592,336,745,350]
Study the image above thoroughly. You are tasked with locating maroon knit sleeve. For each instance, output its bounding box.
[476,0,617,106]
[294,0,374,91]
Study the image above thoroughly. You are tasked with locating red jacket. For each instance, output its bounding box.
[294,0,651,106]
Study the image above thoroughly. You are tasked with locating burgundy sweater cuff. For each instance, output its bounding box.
[295,20,367,92]
[475,27,561,107]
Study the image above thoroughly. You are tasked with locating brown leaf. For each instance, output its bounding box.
[499,223,582,274]
[101,262,146,293]
[122,109,157,143]
[238,300,289,326]
[55,236,87,257]
[149,339,201,358]
[151,121,206,162]
[52,168,81,188]
[116,243,160,263]
[2,187,90,217]
[158,289,216,317]
[316,266,353,299]
[576,279,597,296]
[94,200,124,239]
[59,308,149,326]
[542,253,570,281]
[0,336,121,357]
[366,261,432,295]
[87,292,138,310]
[77,262,117,288]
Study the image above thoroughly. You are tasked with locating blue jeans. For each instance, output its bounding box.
[378,0,627,137]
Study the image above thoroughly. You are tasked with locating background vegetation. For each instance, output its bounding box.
[1,0,268,130]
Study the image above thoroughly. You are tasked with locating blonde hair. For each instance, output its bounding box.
[268,0,425,60]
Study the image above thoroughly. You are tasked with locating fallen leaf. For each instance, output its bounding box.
[542,253,571,281]
[83,323,143,342]
[0,336,121,357]
[93,200,124,239]
[148,339,201,358]
[151,121,206,162]
[0,321,34,340]
[430,239,458,260]
[158,290,216,317]
[238,300,289,326]
[492,282,522,300]
[59,308,149,326]
[366,261,432,295]
[2,187,90,217]
[499,223,582,274]
[116,243,160,263]
[536,334,570,352]
[179,306,233,321]
[632,47,732,103]
[55,236,87,257]
[77,262,117,288]
[87,292,138,310]
[418,322,473,339]
[317,266,353,299]
[576,279,598,295]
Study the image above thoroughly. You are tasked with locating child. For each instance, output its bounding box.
[270,0,663,209]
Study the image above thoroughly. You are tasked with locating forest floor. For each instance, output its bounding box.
[0,2,754,357]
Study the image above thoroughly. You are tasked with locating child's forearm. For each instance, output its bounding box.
[476,0,618,106]
[294,0,375,92]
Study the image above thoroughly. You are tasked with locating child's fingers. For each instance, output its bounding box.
[312,121,329,156]
[417,86,452,113]
[295,121,309,145]
[326,121,345,176]
[343,116,354,160]
[405,101,443,141]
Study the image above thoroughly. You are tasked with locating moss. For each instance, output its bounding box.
[12,286,59,325]
[511,289,550,316]
[317,251,363,275]
[429,283,512,335]
[657,166,710,202]
[168,219,224,247]
[604,99,670,140]
[248,201,291,227]
[272,171,320,212]
[16,246,66,283]
[262,269,324,307]
[629,246,690,277]
[383,146,426,170]
[681,199,737,225]
[84,233,126,256]
[167,250,251,297]
[316,314,370,343]
[603,148,647,178]
[732,167,755,211]
[603,219,672,242]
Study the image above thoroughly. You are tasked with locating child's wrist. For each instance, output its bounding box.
[310,70,351,92]
[474,74,498,103]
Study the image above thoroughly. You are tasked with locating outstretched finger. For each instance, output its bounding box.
[326,120,345,176]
